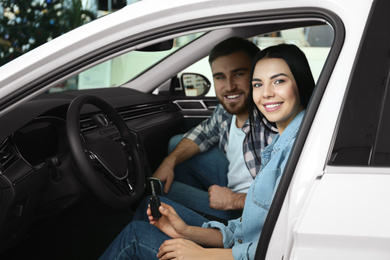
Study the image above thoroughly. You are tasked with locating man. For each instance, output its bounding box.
[153,37,277,220]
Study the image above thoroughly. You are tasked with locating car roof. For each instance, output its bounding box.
[0,0,372,114]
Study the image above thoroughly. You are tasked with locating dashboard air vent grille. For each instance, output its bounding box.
[79,117,98,132]
[118,102,172,121]
[0,139,18,173]
[79,102,174,132]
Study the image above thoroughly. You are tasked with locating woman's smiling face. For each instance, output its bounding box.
[252,58,303,134]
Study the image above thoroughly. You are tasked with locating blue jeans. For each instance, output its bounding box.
[164,135,241,220]
[168,135,229,189]
[99,197,208,260]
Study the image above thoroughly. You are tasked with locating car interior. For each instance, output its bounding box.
[0,12,336,259]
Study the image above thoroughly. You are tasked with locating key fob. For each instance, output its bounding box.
[149,195,162,218]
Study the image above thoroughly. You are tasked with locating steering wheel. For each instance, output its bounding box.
[66,95,145,208]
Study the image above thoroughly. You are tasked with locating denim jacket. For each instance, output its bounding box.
[202,110,305,259]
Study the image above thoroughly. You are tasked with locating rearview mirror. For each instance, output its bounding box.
[180,73,211,97]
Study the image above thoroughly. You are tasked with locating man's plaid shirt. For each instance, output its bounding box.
[183,104,277,178]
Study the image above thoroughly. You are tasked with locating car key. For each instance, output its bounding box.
[149,178,162,219]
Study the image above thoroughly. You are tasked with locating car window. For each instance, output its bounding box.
[48,32,205,92]
[179,24,332,97]
[329,8,390,167]
[49,25,331,96]
[330,60,390,167]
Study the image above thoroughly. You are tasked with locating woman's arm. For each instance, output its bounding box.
[149,202,235,259]
[181,225,224,247]
[149,203,224,247]
[157,239,234,260]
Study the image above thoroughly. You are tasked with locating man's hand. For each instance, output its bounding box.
[152,138,201,194]
[153,162,175,193]
[208,185,246,210]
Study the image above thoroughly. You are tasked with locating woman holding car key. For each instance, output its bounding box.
[100,43,315,260]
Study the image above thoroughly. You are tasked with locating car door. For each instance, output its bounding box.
[262,0,390,259]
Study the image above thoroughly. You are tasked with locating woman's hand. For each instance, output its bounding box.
[157,239,234,260]
[147,202,189,239]
[157,238,206,260]
[148,201,227,252]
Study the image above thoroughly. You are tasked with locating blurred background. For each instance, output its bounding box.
[0,0,142,66]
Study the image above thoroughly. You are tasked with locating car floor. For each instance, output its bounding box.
[1,193,135,260]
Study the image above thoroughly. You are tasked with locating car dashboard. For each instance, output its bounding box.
[0,87,184,253]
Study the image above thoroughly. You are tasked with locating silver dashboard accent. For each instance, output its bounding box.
[173,100,214,111]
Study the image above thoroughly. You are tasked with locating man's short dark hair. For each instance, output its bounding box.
[208,37,260,65]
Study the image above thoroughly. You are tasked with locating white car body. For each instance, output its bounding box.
[1,0,389,259]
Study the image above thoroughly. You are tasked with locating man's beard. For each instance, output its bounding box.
[217,95,248,115]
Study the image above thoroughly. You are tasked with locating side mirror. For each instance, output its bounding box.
[180,73,211,97]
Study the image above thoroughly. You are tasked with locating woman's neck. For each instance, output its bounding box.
[276,107,304,135]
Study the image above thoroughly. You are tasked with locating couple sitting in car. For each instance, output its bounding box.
[100,37,315,259]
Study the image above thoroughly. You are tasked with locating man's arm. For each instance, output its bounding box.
[154,105,225,193]
[208,185,246,210]
[153,138,200,193]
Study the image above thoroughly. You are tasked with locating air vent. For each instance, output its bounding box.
[0,139,19,173]
[79,117,98,132]
[79,102,174,132]
[118,102,173,121]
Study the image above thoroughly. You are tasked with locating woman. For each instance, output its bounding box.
[99,43,315,260]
